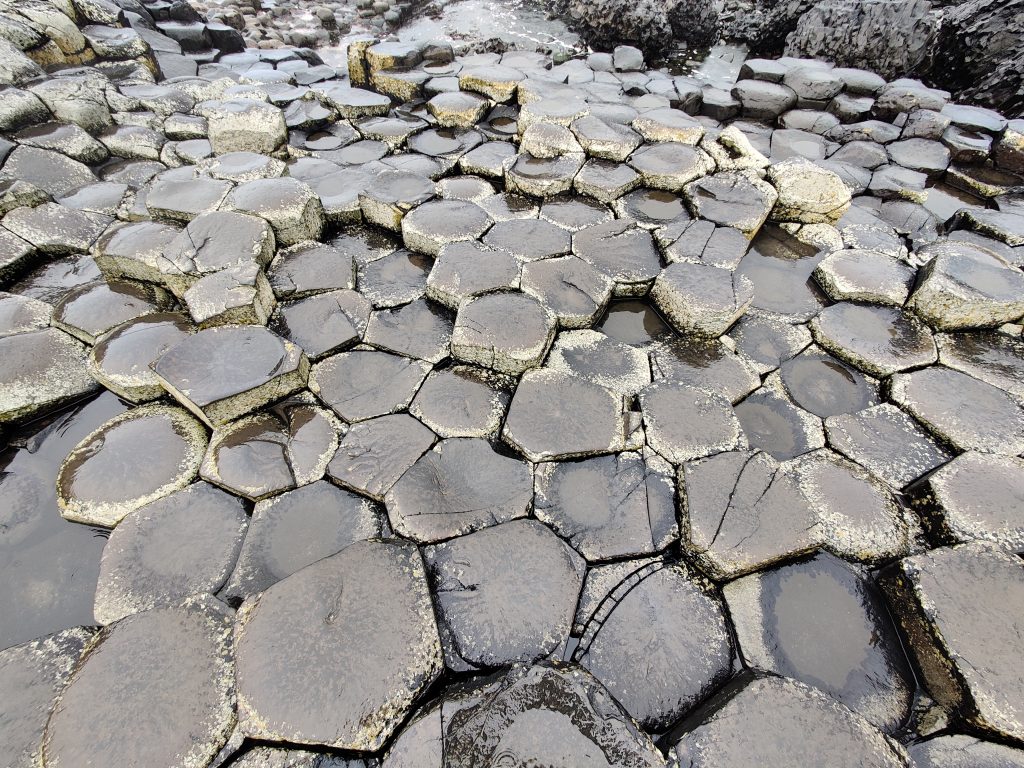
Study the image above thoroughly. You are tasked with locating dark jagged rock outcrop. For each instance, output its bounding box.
[784,0,939,79]
[933,0,1024,117]
[548,0,719,55]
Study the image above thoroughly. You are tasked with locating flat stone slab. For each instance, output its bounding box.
[426,241,521,310]
[535,451,677,562]
[357,248,431,308]
[520,255,613,328]
[651,261,754,337]
[56,404,208,528]
[222,480,388,603]
[908,735,1024,768]
[52,279,169,345]
[0,327,98,424]
[267,241,355,299]
[0,292,51,337]
[401,198,491,256]
[733,388,825,461]
[383,663,666,767]
[505,152,584,198]
[0,627,95,768]
[936,331,1024,398]
[812,248,915,306]
[273,289,371,360]
[409,365,509,438]
[730,311,813,375]
[629,142,713,191]
[310,348,430,422]
[574,561,733,729]
[452,291,554,375]
[680,450,816,579]
[364,298,453,363]
[153,325,309,427]
[386,438,532,543]
[825,403,954,489]
[502,369,634,462]
[890,367,1024,454]
[161,211,276,287]
[41,597,236,768]
[235,540,442,751]
[640,382,745,464]
[423,519,584,670]
[572,219,662,295]
[810,303,937,377]
[93,482,247,624]
[650,336,761,403]
[670,675,907,767]
[908,241,1024,330]
[880,543,1024,744]
[684,171,778,237]
[545,329,651,397]
[89,313,195,402]
[199,400,341,500]
[482,217,571,261]
[922,451,1024,551]
[724,551,914,733]
[327,414,436,501]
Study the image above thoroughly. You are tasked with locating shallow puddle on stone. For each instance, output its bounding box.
[923,182,986,221]
[597,300,672,346]
[0,393,127,650]
[619,188,688,225]
[737,227,829,319]
[734,390,821,460]
[779,349,876,418]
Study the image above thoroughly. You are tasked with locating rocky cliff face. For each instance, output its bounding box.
[784,0,939,79]
[548,0,719,55]
[933,0,1024,117]
[716,0,1023,117]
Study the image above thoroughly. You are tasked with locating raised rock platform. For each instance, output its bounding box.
[0,3,1023,767]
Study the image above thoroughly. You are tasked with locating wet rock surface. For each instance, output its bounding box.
[235,539,441,751]
[42,596,236,768]
[670,674,908,767]
[2,5,1024,767]
[880,543,1024,744]
[724,552,915,732]
[425,518,583,669]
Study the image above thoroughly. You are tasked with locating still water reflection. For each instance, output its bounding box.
[0,392,128,650]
